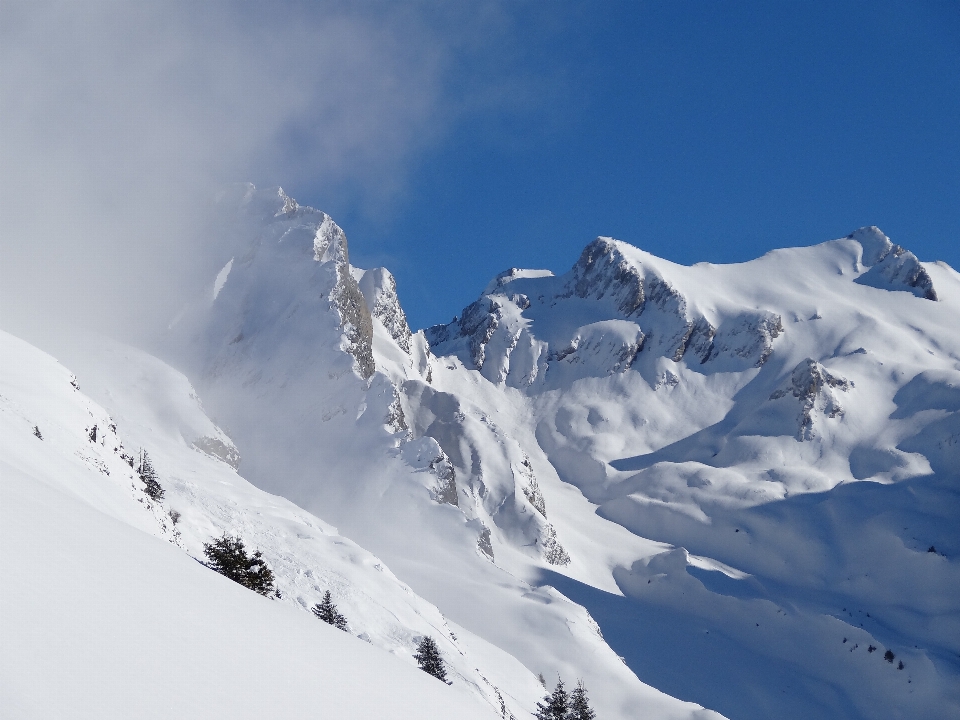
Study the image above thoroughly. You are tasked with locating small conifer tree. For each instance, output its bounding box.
[202,533,275,596]
[414,636,447,682]
[312,590,348,631]
[137,450,165,502]
[568,680,596,720]
[535,677,569,720]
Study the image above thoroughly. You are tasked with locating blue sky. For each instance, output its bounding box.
[2,1,957,340]
[298,1,960,330]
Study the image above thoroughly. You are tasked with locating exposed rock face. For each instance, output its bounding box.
[398,434,459,506]
[430,448,459,506]
[512,453,570,565]
[427,235,785,385]
[567,238,647,316]
[770,358,852,441]
[676,317,716,364]
[517,455,546,517]
[550,321,645,374]
[458,297,503,370]
[477,525,494,560]
[385,389,407,434]
[358,268,413,354]
[707,313,783,368]
[184,186,376,387]
[191,435,241,469]
[398,384,465,505]
[315,217,375,378]
[851,226,938,301]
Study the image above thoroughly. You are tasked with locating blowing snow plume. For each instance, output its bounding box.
[0,1,451,347]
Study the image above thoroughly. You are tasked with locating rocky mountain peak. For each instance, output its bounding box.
[848,225,938,300]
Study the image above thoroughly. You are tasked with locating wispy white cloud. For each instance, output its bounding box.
[0,1,482,342]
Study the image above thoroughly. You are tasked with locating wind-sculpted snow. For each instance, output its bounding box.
[163,186,959,720]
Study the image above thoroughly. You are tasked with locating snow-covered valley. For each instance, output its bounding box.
[3,185,959,719]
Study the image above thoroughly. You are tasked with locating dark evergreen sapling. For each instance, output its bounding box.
[202,533,275,596]
[312,590,348,631]
[535,677,569,720]
[568,680,597,720]
[137,450,165,502]
[414,636,447,682]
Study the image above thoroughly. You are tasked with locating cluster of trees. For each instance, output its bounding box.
[198,531,603,718]
[202,534,354,633]
[203,534,276,596]
[199,537,456,689]
[536,677,596,720]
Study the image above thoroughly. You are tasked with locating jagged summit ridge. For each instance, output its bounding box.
[427,225,943,391]
[426,234,788,388]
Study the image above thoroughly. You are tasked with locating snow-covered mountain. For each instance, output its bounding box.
[160,186,960,719]
[163,184,719,720]
[5,183,958,719]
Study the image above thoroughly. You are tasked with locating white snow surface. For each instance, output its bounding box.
[7,183,959,720]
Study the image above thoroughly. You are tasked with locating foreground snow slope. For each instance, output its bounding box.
[0,328,541,719]
[166,186,957,720]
